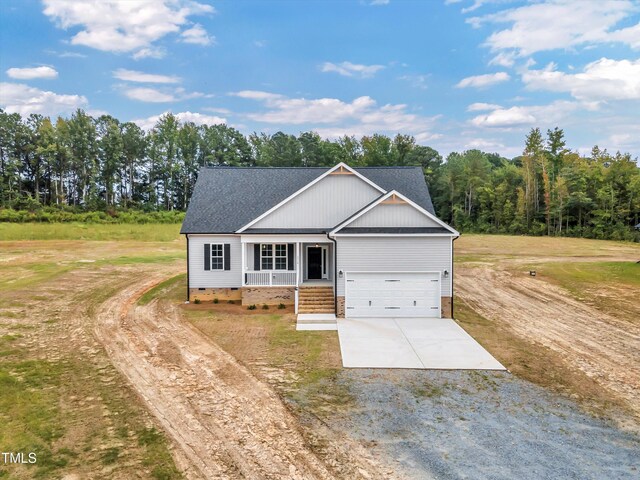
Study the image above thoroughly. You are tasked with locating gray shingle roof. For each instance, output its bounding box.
[180,166,437,234]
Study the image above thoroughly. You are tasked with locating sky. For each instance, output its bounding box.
[1,0,639,159]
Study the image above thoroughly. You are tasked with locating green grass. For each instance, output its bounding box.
[0,353,67,478]
[0,223,183,241]
[0,253,184,294]
[138,273,187,305]
[539,261,640,289]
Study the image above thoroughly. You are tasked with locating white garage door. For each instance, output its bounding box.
[345,272,441,318]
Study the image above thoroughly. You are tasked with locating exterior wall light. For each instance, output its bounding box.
[339,270,344,278]
[443,270,449,278]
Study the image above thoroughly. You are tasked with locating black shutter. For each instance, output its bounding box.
[287,244,294,270]
[254,244,260,271]
[223,244,231,271]
[204,244,210,271]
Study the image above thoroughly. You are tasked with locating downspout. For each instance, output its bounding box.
[185,234,190,303]
[452,235,458,318]
[326,232,338,315]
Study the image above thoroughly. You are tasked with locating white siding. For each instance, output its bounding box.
[188,235,242,288]
[349,203,441,228]
[252,174,381,229]
[336,236,452,296]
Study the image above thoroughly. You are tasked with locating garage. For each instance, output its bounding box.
[345,272,441,318]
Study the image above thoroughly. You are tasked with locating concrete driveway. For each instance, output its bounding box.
[336,317,505,370]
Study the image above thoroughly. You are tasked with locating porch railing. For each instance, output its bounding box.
[244,270,297,286]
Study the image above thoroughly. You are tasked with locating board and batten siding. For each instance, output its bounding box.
[251,174,381,229]
[188,235,242,288]
[349,203,441,228]
[336,236,452,296]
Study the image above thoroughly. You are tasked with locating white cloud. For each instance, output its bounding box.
[253,40,266,48]
[522,57,640,101]
[488,51,515,67]
[467,102,502,111]
[132,47,167,60]
[113,68,180,84]
[231,90,440,142]
[0,82,88,117]
[122,86,208,103]
[231,90,285,101]
[368,0,390,5]
[180,23,214,46]
[132,111,226,130]
[320,61,385,78]
[6,66,58,80]
[469,0,640,57]
[465,138,506,150]
[398,74,429,89]
[124,87,176,103]
[42,0,214,56]
[456,72,510,88]
[470,100,580,128]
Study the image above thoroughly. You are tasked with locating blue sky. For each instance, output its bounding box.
[1,0,639,158]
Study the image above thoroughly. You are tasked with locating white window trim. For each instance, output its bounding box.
[260,243,288,271]
[210,243,224,270]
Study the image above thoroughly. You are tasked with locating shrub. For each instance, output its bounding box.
[278,303,286,309]
[262,304,269,310]
[247,304,257,310]
[227,300,235,304]
[194,298,201,304]
[213,298,219,304]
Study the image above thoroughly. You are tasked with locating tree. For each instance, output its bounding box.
[97,115,124,206]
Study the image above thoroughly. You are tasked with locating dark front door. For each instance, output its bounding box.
[307,247,322,279]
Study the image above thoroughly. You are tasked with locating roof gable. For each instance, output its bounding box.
[237,163,385,232]
[331,190,459,235]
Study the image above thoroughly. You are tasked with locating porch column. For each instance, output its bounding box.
[296,242,301,286]
[241,242,246,286]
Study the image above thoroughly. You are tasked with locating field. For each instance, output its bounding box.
[0,224,638,478]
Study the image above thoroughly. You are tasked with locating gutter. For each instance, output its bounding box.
[326,232,338,315]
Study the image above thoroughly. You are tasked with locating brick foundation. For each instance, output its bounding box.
[189,288,242,303]
[336,296,345,318]
[241,287,295,306]
[441,296,452,318]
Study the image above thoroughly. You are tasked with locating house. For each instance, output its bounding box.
[180,162,459,318]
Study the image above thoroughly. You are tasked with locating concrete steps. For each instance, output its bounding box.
[298,286,334,314]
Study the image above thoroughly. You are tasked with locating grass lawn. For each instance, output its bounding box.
[0,222,183,242]
[0,229,184,479]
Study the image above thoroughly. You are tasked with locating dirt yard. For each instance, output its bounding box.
[455,235,640,426]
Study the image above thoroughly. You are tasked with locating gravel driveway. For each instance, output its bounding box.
[318,369,640,480]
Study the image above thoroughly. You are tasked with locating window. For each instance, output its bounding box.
[211,243,224,270]
[275,244,287,270]
[261,244,273,270]
[260,243,288,270]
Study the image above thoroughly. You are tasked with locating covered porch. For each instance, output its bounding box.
[240,235,334,287]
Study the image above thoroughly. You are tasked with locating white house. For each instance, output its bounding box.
[181,162,459,318]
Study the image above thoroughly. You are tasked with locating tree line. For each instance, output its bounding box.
[0,109,638,240]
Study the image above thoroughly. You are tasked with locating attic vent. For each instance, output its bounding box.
[381,193,407,205]
[329,165,354,175]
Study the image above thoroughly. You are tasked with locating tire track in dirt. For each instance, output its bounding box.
[93,272,390,480]
[456,266,640,420]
